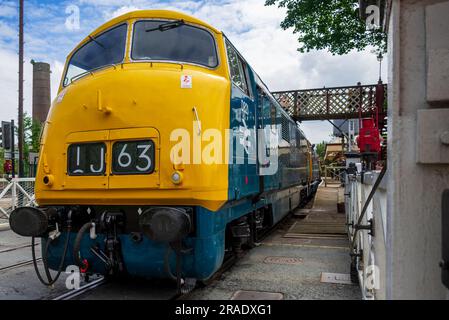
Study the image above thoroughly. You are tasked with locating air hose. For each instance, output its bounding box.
[73,222,95,268]
[31,211,73,286]
[164,245,178,281]
[164,242,193,287]
[42,237,54,281]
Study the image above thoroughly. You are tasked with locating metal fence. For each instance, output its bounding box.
[0,178,36,219]
[323,166,346,186]
[346,170,387,300]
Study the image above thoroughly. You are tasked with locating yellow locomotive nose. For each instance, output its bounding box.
[36,62,230,211]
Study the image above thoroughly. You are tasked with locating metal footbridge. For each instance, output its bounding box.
[272,82,387,124]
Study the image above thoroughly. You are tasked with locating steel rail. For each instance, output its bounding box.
[0,242,39,254]
[0,258,42,272]
[52,276,107,300]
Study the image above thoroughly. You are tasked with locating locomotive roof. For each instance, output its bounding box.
[68,10,221,58]
[95,10,220,35]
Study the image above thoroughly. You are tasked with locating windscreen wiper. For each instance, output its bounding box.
[145,19,185,33]
[70,64,116,83]
[89,35,105,48]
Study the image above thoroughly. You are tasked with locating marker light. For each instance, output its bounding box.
[171,171,183,185]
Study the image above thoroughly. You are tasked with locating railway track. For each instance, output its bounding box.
[52,255,240,301]
[47,237,260,301]
[0,243,37,254]
[52,277,107,300]
[0,258,42,272]
[0,241,41,272]
[51,276,182,301]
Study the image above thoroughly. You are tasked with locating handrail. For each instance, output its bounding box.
[350,165,387,253]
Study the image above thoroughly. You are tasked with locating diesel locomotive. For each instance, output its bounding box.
[10,10,321,288]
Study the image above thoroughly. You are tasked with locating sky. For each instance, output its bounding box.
[0,0,387,144]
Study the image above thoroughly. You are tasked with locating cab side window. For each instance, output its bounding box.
[226,41,250,97]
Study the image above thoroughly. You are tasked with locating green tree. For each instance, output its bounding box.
[23,113,42,176]
[10,114,42,176]
[23,113,43,153]
[265,0,387,55]
[315,140,327,161]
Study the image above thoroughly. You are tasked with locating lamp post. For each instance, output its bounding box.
[377,52,384,82]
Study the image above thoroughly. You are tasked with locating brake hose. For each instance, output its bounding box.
[164,243,193,282]
[32,211,73,286]
[32,227,71,286]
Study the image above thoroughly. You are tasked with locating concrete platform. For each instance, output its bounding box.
[286,184,346,237]
[186,184,361,300]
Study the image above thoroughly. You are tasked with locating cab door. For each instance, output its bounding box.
[258,91,280,192]
[225,39,259,199]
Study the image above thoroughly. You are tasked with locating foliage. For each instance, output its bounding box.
[22,113,42,176]
[3,114,42,176]
[265,0,387,55]
[315,140,327,161]
[23,113,43,153]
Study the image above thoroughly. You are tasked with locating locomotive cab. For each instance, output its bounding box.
[36,11,231,211]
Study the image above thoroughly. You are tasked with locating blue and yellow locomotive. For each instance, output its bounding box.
[10,10,321,286]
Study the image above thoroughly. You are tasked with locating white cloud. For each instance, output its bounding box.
[300,121,334,145]
[0,2,17,18]
[79,0,136,6]
[0,21,16,38]
[108,5,142,19]
[0,47,64,123]
[0,48,32,122]
[50,60,65,99]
